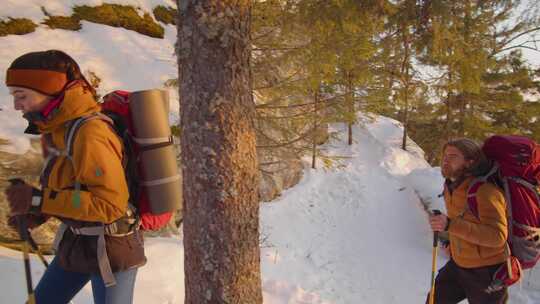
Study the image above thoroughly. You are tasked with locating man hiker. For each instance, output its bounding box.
[427,138,508,304]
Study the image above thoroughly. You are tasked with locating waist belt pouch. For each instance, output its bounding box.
[57,229,146,274]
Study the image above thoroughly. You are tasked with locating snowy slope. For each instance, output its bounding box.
[260,116,540,303]
[260,116,441,303]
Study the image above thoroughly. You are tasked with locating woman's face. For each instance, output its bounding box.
[8,87,52,114]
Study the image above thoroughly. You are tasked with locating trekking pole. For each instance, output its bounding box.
[429,209,441,304]
[26,232,49,268]
[17,216,36,304]
[7,179,73,304]
[8,179,38,303]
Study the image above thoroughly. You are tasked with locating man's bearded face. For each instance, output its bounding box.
[441,146,472,180]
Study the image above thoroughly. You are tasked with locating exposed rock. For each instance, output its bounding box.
[255,116,329,202]
[258,149,304,202]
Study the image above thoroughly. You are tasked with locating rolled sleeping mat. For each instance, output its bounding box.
[129,89,182,214]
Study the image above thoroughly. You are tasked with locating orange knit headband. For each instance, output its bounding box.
[5,69,67,96]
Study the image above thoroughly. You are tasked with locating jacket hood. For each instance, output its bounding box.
[34,84,100,133]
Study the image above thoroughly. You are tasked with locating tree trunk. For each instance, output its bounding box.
[401,111,408,150]
[400,26,411,151]
[401,80,410,151]
[311,88,319,169]
[444,72,453,140]
[178,2,262,303]
[458,93,466,137]
[347,71,355,146]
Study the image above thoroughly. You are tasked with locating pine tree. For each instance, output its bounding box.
[388,0,540,162]
[326,1,383,145]
[376,0,426,151]
[418,1,496,139]
[483,50,540,138]
[254,0,386,167]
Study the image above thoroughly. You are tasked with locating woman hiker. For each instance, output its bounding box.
[4,50,146,304]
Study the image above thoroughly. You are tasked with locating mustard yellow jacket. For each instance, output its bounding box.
[36,84,129,224]
[445,176,508,268]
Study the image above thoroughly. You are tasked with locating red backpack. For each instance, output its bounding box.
[67,90,174,231]
[466,135,540,291]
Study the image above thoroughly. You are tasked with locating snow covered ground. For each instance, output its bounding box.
[1,115,540,303]
[260,116,540,304]
[1,1,539,303]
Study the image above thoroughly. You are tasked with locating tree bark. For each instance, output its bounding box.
[178,1,262,303]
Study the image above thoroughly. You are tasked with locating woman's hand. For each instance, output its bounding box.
[5,181,38,216]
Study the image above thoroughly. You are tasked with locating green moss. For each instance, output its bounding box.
[170,125,181,137]
[73,4,164,38]
[153,5,178,25]
[0,18,37,37]
[164,78,178,88]
[43,15,82,31]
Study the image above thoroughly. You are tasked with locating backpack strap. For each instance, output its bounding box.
[500,176,536,247]
[466,179,484,219]
[508,177,540,205]
[40,134,59,188]
[464,164,499,219]
[502,177,513,241]
[65,112,114,157]
[42,113,114,163]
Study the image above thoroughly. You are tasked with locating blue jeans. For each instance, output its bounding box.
[34,257,138,304]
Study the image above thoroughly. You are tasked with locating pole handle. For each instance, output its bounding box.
[432,209,441,247]
[429,209,442,304]
[16,216,31,242]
